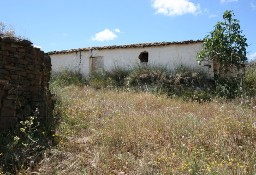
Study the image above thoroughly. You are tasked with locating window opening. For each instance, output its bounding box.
[139,51,148,63]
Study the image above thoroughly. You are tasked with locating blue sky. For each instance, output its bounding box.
[0,0,256,60]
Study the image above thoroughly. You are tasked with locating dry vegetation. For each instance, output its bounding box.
[22,84,256,174]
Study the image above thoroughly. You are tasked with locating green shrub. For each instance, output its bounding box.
[87,66,130,89]
[50,70,86,89]
[244,63,256,96]
[125,65,213,101]
[50,64,255,101]
[87,71,110,89]
[214,77,241,99]
[105,66,130,87]
[0,114,58,174]
[125,64,170,92]
[86,64,214,102]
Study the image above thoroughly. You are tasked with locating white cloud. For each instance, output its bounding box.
[152,0,201,16]
[115,28,121,33]
[209,14,218,18]
[220,0,238,4]
[249,51,256,61]
[251,1,256,9]
[92,29,118,42]
[203,9,218,18]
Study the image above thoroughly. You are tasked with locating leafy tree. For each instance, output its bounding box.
[197,10,248,77]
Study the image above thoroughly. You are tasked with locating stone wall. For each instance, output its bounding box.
[0,36,53,129]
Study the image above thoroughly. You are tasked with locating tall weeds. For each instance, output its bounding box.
[87,65,213,102]
[50,70,86,91]
[28,84,256,174]
[10,64,255,174]
[245,63,256,97]
[86,63,256,101]
[0,115,58,174]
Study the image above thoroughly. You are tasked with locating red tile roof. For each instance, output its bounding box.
[47,40,203,55]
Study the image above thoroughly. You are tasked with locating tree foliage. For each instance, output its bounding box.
[197,10,248,74]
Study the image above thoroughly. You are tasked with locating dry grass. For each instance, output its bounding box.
[23,85,256,174]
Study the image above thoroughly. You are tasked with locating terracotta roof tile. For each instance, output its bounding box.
[47,40,203,55]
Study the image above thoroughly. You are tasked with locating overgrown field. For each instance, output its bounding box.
[21,84,256,174]
[1,64,256,174]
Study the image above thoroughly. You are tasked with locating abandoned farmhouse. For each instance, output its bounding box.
[48,40,214,76]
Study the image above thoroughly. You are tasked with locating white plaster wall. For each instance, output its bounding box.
[50,51,90,76]
[50,42,212,77]
[92,42,206,71]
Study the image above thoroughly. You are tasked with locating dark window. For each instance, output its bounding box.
[138,51,148,63]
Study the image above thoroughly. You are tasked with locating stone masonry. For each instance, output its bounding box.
[0,36,53,129]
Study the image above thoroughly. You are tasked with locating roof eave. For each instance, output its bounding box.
[47,39,203,55]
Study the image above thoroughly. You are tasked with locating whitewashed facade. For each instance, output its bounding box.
[48,40,212,76]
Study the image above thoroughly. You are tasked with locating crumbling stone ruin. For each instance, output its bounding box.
[0,36,53,129]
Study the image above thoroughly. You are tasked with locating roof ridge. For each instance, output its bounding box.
[47,39,203,55]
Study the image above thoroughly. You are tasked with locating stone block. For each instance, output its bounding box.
[2,37,14,43]
[2,99,16,109]
[1,106,16,117]
[0,35,53,129]
[20,105,32,118]
[3,83,12,90]
[0,91,4,107]
[0,117,17,129]
[6,95,18,100]
[20,39,32,46]
[0,90,5,99]
[4,65,16,70]
[0,79,8,84]
[11,75,18,80]
[0,69,9,75]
